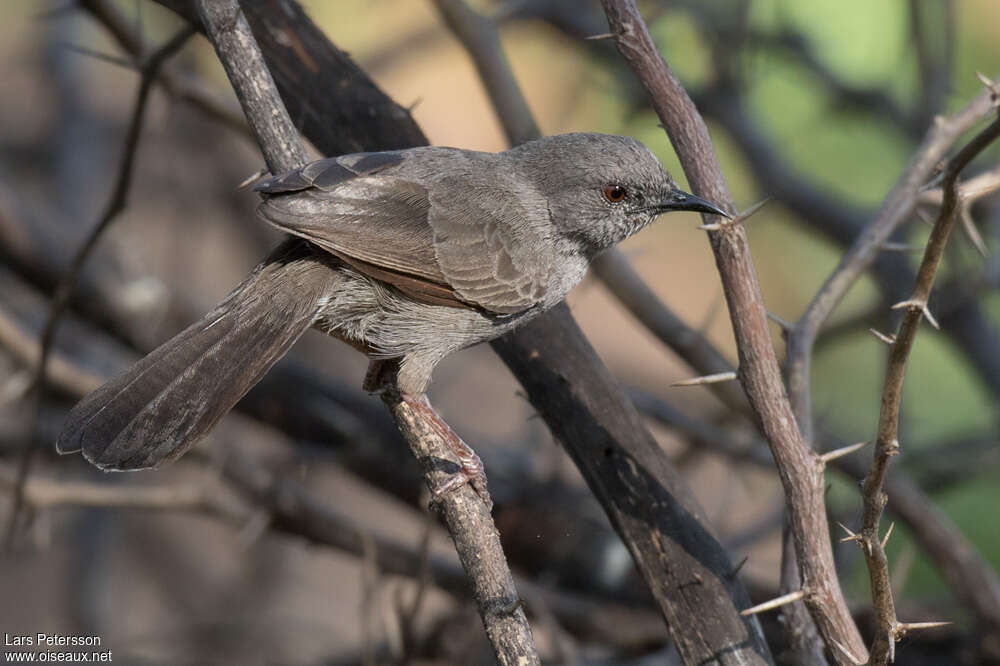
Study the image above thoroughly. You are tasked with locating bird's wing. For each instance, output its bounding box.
[427,174,553,314]
[256,152,553,315]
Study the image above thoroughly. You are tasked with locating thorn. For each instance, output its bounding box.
[734,197,771,223]
[896,620,952,638]
[820,440,870,464]
[891,299,939,329]
[838,522,861,544]
[584,32,616,41]
[407,97,423,113]
[889,628,896,663]
[960,208,988,257]
[698,222,723,231]
[829,637,866,666]
[976,71,1000,103]
[766,311,793,332]
[881,521,895,549]
[740,589,807,616]
[869,328,897,344]
[880,242,924,253]
[237,168,268,190]
[672,371,738,387]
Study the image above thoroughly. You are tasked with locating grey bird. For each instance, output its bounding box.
[56,133,729,476]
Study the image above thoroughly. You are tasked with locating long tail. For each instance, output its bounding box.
[57,240,339,471]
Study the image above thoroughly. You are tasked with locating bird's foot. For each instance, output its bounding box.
[403,393,493,512]
[427,442,491,512]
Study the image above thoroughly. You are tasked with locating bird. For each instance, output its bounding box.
[56,132,730,488]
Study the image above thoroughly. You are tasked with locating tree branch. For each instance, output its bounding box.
[859,113,1000,666]
[598,1,867,663]
[786,82,999,445]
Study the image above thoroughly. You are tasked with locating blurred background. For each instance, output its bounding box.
[1,0,999,663]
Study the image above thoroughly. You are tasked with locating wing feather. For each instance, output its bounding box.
[256,151,553,315]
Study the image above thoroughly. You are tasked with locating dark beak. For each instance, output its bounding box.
[655,189,732,218]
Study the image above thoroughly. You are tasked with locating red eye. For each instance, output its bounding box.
[603,184,627,203]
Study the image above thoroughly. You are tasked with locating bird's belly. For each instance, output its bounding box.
[313,268,515,359]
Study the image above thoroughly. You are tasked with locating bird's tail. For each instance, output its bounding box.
[56,240,339,471]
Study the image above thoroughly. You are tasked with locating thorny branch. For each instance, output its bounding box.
[786,82,999,447]
[3,24,196,551]
[598,1,867,663]
[858,112,1000,666]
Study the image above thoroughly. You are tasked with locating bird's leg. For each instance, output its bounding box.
[362,358,394,394]
[365,359,492,510]
[404,393,491,510]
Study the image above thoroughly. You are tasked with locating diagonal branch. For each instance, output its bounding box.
[598,1,867,663]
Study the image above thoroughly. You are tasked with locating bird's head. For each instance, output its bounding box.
[511,133,730,257]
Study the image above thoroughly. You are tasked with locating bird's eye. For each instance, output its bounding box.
[603,184,627,203]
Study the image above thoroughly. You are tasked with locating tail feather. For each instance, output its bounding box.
[57,241,338,470]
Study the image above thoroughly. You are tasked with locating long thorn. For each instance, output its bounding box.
[820,440,870,464]
[881,521,895,549]
[740,589,807,616]
[672,371,738,387]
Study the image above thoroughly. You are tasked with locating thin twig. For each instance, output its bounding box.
[0,463,245,520]
[3,25,195,551]
[787,79,999,446]
[79,0,249,139]
[859,114,1000,666]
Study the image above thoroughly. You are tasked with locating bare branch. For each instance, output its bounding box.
[431,0,539,146]
[80,0,249,138]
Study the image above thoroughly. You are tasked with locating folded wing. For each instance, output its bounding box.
[255,151,553,315]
